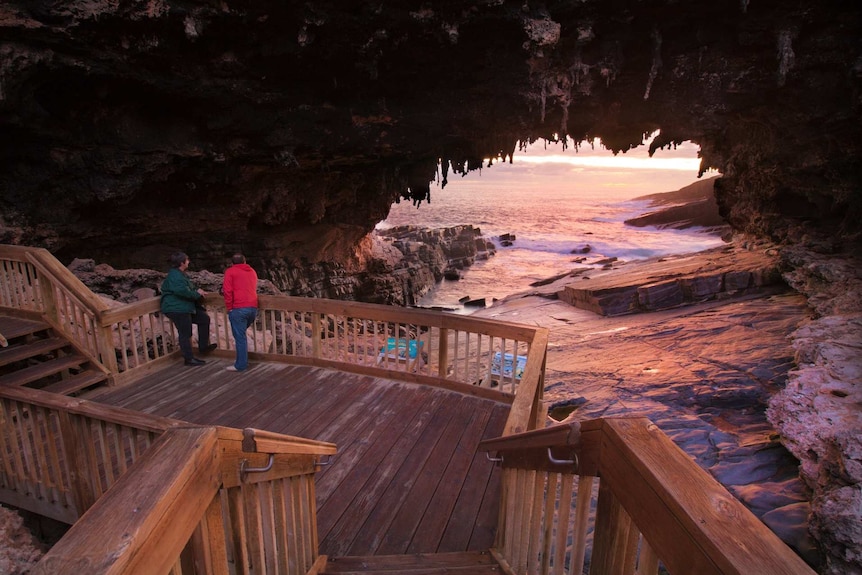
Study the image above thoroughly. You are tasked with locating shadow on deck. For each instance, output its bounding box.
[85,358,510,558]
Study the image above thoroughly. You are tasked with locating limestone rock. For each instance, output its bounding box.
[0,505,43,575]
[0,1,859,269]
[558,241,784,316]
[69,226,496,309]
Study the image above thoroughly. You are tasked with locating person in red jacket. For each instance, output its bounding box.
[222,253,259,371]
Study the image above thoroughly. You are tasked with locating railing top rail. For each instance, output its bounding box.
[0,384,184,434]
[499,326,549,436]
[241,427,337,455]
[479,420,581,453]
[0,244,42,261]
[97,293,544,343]
[24,249,111,314]
[256,293,542,341]
[97,296,161,326]
[31,427,222,575]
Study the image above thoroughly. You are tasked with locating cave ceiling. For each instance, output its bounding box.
[0,0,859,270]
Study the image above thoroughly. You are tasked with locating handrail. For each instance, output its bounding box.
[0,245,549,413]
[500,327,548,436]
[480,418,815,575]
[1,385,336,574]
[31,427,222,575]
[0,382,184,434]
[242,427,338,455]
[25,248,111,315]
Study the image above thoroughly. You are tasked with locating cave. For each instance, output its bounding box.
[1,0,859,275]
[1,1,861,572]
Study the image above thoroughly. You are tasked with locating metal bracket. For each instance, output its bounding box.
[317,454,334,467]
[240,454,274,482]
[547,448,578,469]
[486,452,503,463]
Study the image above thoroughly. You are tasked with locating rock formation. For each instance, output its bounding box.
[1,1,860,572]
[0,0,859,274]
[624,176,730,234]
[69,225,495,308]
[767,244,862,575]
[0,504,44,574]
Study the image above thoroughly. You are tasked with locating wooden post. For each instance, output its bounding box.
[37,275,58,325]
[311,313,321,359]
[590,479,640,575]
[56,411,96,517]
[96,314,120,377]
[437,328,448,378]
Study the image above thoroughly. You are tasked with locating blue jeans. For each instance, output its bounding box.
[228,307,257,370]
[165,310,211,361]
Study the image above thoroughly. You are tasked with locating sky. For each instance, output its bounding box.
[436,133,715,200]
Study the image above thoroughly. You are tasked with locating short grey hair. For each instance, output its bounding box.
[169,252,189,268]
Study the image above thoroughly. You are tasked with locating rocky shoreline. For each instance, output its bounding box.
[3,187,860,573]
[2,234,859,574]
[63,224,498,309]
[474,235,861,575]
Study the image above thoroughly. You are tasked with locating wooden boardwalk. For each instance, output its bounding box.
[85,358,510,558]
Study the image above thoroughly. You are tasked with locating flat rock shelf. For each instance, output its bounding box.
[558,243,784,316]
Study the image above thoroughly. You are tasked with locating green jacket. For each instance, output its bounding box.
[160,268,202,314]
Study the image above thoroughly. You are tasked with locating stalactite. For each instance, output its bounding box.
[777,30,796,87]
[643,27,663,100]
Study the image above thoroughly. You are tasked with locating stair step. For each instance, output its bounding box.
[322,552,502,574]
[0,337,70,368]
[40,368,108,396]
[0,354,89,388]
[0,316,51,341]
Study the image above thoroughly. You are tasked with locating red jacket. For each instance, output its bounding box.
[223,263,259,311]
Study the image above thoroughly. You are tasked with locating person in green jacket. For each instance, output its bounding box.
[160,252,217,366]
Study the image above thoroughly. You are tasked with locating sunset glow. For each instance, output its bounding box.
[513,153,700,171]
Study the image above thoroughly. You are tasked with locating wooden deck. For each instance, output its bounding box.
[85,358,510,558]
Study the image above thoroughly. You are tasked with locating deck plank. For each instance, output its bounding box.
[0,316,49,340]
[443,404,510,551]
[321,388,458,556]
[89,358,509,558]
[373,395,481,555]
[406,402,497,553]
[312,384,436,500]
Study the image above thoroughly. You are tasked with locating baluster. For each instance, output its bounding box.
[570,475,594,575]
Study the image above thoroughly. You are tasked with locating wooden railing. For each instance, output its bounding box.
[0,243,551,571]
[0,246,548,427]
[105,294,545,400]
[0,245,118,375]
[479,418,816,575]
[0,384,336,574]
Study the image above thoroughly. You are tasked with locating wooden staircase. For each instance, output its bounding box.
[320,552,503,574]
[0,315,109,396]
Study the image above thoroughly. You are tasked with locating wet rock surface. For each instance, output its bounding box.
[483,293,821,566]
[558,240,785,316]
[474,242,862,572]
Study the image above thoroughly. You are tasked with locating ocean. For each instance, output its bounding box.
[377,141,725,312]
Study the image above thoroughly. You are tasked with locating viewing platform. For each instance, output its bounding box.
[86,359,510,557]
[0,244,815,574]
